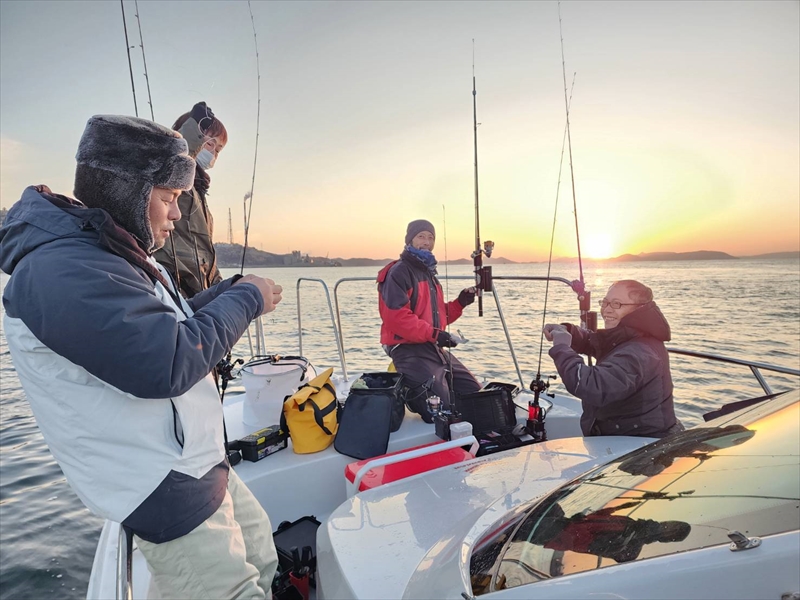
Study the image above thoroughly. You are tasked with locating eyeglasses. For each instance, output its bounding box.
[599,299,646,310]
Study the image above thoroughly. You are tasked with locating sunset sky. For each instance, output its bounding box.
[1,1,798,262]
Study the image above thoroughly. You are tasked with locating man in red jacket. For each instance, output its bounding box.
[378,219,481,421]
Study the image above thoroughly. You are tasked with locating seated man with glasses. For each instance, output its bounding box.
[543,280,683,438]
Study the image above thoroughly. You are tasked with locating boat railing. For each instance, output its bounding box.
[116,525,132,600]
[665,346,799,395]
[294,274,800,394]
[296,274,573,388]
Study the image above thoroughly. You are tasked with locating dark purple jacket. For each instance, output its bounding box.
[549,302,679,438]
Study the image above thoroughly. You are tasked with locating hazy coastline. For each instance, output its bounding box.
[215,243,800,268]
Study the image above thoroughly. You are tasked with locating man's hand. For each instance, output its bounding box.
[457,287,477,307]
[235,275,282,315]
[543,323,572,347]
[436,330,458,348]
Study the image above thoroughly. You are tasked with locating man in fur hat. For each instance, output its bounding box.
[0,115,280,598]
[378,219,482,420]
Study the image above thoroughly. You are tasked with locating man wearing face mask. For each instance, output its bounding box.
[154,101,227,298]
[542,280,683,438]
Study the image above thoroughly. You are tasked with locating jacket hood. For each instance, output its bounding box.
[588,301,670,361]
[0,185,166,286]
[619,300,671,342]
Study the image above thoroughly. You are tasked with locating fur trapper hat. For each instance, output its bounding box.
[405,219,436,245]
[74,115,195,252]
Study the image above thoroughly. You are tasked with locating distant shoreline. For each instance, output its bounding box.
[215,245,799,268]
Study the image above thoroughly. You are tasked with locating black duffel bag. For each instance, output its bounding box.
[350,372,406,432]
[334,372,406,460]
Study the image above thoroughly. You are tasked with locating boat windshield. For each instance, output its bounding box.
[469,398,800,596]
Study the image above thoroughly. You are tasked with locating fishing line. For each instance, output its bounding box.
[443,204,450,313]
[240,0,262,275]
[133,0,155,121]
[119,0,138,117]
[442,204,456,409]
[536,73,576,379]
[558,1,585,287]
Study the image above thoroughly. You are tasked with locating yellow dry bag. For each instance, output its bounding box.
[281,368,339,454]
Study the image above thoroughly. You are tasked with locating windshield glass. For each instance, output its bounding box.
[470,400,800,595]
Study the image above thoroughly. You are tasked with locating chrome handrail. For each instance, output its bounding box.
[296,278,348,379]
[324,275,577,389]
[296,274,799,396]
[116,525,132,600]
[665,346,800,395]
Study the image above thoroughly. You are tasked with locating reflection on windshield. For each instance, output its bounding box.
[469,403,800,596]
[528,501,690,563]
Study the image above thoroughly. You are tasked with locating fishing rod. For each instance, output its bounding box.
[133,0,155,121]
[119,0,138,117]
[217,3,265,463]
[442,204,457,412]
[558,1,595,335]
[527,73,577,442]
[470,40,495,317]
[240,0,262,275]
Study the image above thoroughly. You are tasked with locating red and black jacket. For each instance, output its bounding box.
[377,250,464,346]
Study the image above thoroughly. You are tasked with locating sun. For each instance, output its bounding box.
[582,233,615,259]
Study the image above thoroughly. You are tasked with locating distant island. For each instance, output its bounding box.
[606,250,736,262]
[212,242,799,268]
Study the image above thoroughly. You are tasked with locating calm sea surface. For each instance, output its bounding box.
[1,259,798,598]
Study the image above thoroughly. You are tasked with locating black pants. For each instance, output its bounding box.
[390,342,481,409]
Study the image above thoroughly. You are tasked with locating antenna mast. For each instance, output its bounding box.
[119,0,138,117]
[228,208,233,244]
[470,40,494,317]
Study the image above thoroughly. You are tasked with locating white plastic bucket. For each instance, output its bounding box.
[241,356,313,428]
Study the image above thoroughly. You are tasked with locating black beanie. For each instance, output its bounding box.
[73,115,195,252]
[405,219,436,245]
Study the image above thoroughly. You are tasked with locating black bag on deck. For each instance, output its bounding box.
[334,372,403,459]
[272,516,320,597]
[456,382,527,456]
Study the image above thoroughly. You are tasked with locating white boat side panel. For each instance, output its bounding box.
[320,436,651,600]
[86,520,119,600]
[480,531,800,600]
[225,392,442,526]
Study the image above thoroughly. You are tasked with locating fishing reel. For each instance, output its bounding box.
[217,354,244,395]
[527,374,556,442]
[529,374,557,398]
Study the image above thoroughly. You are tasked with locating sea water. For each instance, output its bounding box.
[1,259,798,599]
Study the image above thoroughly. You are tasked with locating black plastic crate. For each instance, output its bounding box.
[273,516,320,588]
[482,381,520,399]
[456,386,516,435]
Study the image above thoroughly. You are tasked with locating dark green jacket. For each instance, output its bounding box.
[153,166,222,298]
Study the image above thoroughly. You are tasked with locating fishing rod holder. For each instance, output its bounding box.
[570,279,597,332]
[526,374,554,442]
[473,266,493,292]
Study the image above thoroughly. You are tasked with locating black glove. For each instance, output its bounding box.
[436,330,458,348]
[458,287,477,307]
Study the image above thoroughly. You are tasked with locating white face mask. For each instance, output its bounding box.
[196,148,215,170]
